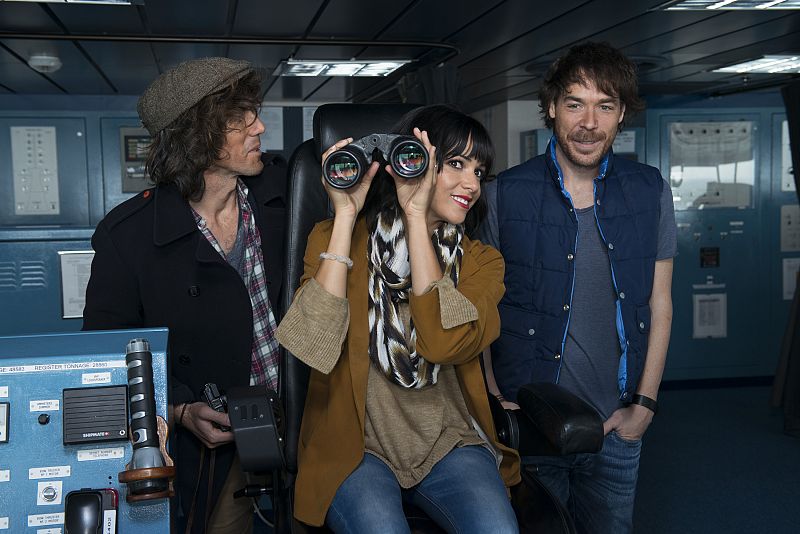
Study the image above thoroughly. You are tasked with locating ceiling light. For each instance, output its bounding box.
[657,0,799,9]
[273,60,412,77]
[0,0,143,5]
[27,53,62,74]
[714,55,800,73]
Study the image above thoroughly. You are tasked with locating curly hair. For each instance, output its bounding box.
[539,42,644,131]
[145,70,262,201]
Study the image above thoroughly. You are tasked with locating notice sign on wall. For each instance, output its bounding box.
[58,251,94,319]
[692,293,727,339]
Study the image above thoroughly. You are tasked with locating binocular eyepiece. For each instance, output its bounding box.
[323,133,429,189]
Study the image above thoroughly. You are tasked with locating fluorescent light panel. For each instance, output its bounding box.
[714,55,800,73]
[276,60,411,77]
[0,0,140,5]
[662,0,800,8]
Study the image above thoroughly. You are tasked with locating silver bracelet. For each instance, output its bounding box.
[319,252,353,269]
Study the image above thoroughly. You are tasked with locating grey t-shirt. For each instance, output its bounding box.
[479,171,677,419]
[225,207,247,278]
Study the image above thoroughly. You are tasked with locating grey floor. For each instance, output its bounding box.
[634,386,800,534]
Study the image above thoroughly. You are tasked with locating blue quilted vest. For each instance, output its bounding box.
[492,140,664,403]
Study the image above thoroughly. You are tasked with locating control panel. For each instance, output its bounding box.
[0,328,171,533]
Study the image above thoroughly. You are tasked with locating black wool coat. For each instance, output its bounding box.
[83,153,287,532]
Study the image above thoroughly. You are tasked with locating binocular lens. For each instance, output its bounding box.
[391,140,428,178]
[324,152,361,189]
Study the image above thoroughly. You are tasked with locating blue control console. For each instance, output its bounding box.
[0,328,171,533]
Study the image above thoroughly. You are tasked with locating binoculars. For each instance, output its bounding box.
[323,133,429,189]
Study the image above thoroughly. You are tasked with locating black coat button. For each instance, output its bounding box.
[188,285,200,297]
[179,354,191,365]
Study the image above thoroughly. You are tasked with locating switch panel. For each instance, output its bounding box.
[10,126,60,215]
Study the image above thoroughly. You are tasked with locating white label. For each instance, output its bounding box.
[0,470,9,482]
[783,258,800,300]
[0,386,7,398]
[0,517,7,529]
[77,447,124,462]
[781,205,800,252]
[82,372,111,385]
[302,107,317,141]
[782,120,795,192]
[28,513,64,527]
[58,251,94,319]
[612,130,636,153]
[259,107,284,150]
[102,510,116,534]
[0,360,126,375]
[692,293,727,338]
[30,400,59,412]
[37,529,61,534]
[29,466,70,480]
[36,481,62,506]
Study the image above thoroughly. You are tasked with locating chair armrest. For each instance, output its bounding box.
[516,382,604,456]
[227,385,285,472]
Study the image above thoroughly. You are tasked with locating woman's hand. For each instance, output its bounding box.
[390,128,437,224]
[321,137,379,220]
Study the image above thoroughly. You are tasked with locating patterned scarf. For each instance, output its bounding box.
[367,209,464,389]
[191,180,280,391]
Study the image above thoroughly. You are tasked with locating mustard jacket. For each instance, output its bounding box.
[279,217,521,527]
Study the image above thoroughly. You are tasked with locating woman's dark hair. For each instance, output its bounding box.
[362,104,495,237]
[145,70,262,201]
[539,41,644,131]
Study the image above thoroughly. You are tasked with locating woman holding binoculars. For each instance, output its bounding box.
[276,104,520,533]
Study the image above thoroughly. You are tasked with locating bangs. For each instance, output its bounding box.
[563,68,620,101]
[440,123,494,176]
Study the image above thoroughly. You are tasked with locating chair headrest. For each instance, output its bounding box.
[313,103,420,157]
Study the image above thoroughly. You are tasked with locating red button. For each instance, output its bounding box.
[143,190,151,198]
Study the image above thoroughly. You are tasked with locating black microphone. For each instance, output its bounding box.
[125,338,167,494]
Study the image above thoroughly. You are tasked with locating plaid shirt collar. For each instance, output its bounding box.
[191,179,280,390]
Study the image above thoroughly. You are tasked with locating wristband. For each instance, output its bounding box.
[178,402,191,425]
[630,394,658,415]
[320,252,353,269]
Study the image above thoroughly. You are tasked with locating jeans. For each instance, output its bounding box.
[326,445,518,534]
[526,431,641,534]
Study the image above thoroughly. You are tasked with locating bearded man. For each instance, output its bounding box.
[479,42,676,534]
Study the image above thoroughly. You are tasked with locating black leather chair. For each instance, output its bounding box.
[271,103,604,534]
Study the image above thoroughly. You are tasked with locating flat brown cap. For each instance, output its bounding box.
[137,57,253,135]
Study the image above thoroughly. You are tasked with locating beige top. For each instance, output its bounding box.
[363,305,488,488]
[280,278,491,487]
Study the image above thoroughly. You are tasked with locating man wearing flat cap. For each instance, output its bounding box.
[83,57,287,533]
